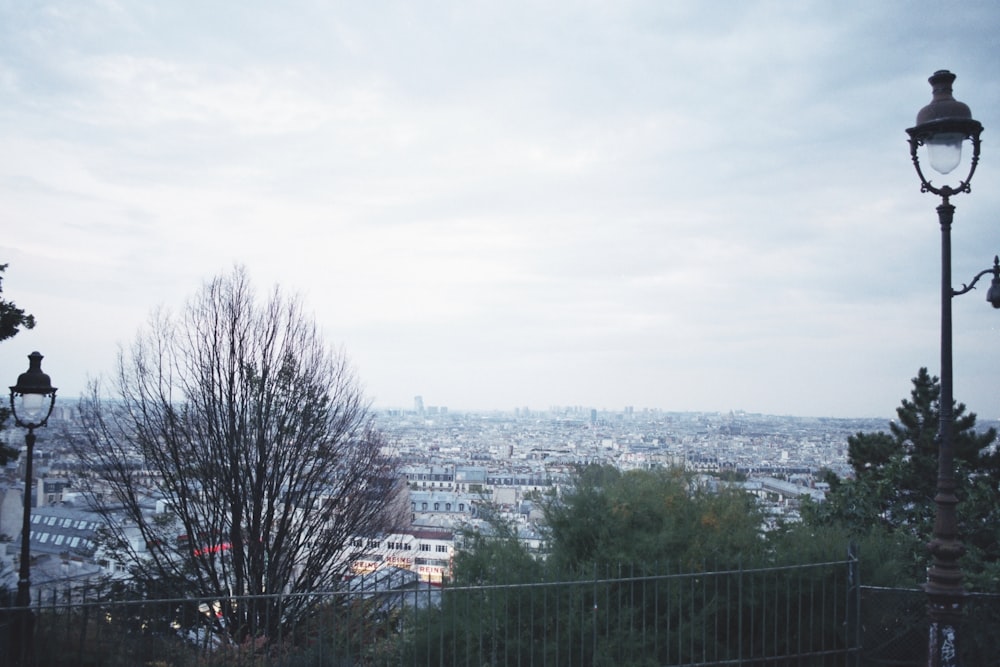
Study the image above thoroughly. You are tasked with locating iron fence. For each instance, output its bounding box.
[1,555,863,666]
[7,561,997,665]
[403,558,861,667]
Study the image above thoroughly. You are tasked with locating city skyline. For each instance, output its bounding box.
[3,1,1000,419]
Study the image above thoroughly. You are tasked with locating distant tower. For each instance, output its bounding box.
[414,396,425,415]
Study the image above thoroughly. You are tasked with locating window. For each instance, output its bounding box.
[54,534,65,546]
[445,503,452,511]
[433,503,440,511]
[69,537,80,548]
[419,544,430,552]
[436,544,448,553]
[39,533,50,543]
[459,504,465,512]
[421,503,427,511]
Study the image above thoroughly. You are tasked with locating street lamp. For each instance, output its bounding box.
[8,351,57,665]
[906,70,996,667]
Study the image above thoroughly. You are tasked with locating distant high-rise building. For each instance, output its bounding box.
[414,396,424,415]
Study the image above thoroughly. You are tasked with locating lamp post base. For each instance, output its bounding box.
[928,620,960,667]
[9,608,34,666]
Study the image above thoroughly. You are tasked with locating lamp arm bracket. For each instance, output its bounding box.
[953,256,1000,297]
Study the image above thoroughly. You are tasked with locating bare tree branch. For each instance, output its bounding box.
[73,266,404,640]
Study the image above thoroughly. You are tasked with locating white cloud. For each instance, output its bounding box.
[2,0,1000,418]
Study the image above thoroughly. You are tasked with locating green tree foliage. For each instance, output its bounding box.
[0,263,37,464]
[402,466,851,666]
[400,509,551,666]
[803,368,1000,590]
[545,464,767,574]
[449,506,543,587]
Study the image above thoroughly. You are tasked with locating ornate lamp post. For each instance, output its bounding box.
[906,70,999,667]
[8,351,57,665]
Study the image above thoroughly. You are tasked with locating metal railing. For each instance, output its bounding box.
[5,561,999,665]
[2,555,863,666]
[412,558,860,667]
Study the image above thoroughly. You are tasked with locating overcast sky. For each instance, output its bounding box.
[3,1,1000,418]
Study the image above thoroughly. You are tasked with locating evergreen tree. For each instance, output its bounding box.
[805,368,1000,589]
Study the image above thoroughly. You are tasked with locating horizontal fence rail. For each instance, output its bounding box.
[4,556,864,666]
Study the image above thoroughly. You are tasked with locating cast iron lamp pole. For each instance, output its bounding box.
[8,351,57,666]
[906,70,1000,667]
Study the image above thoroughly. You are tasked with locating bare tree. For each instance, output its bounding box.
[75,266,403,640]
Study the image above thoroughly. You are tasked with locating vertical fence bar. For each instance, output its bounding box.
[738,558,744,665]
[462,582,469,667]
[540,579,546,667]
[604,563,611,664]
[654,561,660,661]
[452,587,464,665]
[525,576,531,667]
[806,560,812,651]
[554,576,560,667]
[795,572,805,664]
[848,541,861,667]
[590,565,596,665]
[503,573,509,667]
[577,578,583,666]
[750,560,756,661]
[687,566,693,663]
[641,568,655,654]
[763,571,781,655]
[701,563,707,665]
[667,561,675,665]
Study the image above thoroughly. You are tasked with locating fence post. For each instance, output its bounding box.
[847,541,861,667]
